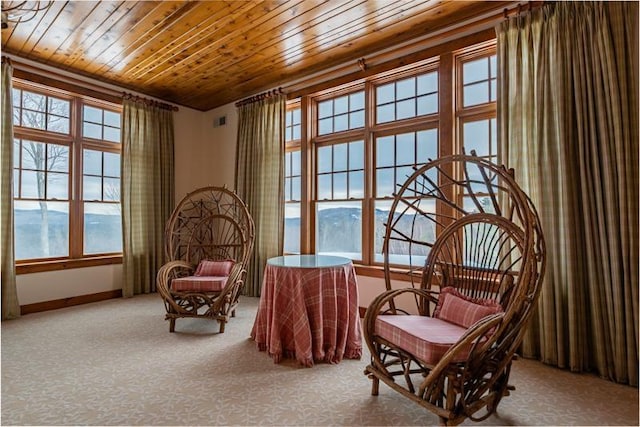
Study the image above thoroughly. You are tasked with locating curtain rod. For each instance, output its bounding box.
[235,87,284,107]
[123,92,179,111]
[503,1,546,19]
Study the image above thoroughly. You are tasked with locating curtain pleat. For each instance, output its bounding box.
[121,100,175,297]
[1,59,20,319]
[497,1,638,385]
[235,95,285,297]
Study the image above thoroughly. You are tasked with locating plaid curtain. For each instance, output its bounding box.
[121,99,175,297]
[235,94,285,297]
[1,58,20,319]
[496,1,638,385]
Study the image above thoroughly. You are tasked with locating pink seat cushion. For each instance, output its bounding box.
[172,276,228,292]
[375,315,470,365]
[194,259,235,277]
[433,287,503,329]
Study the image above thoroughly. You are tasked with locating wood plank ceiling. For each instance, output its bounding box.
[1,0,513,111]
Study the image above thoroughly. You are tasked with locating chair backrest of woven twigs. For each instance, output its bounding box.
[165,186,254,268]
[382,153,545,337]
[422,214,524,311]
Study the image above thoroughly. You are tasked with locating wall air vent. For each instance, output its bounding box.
[213,116,226,128]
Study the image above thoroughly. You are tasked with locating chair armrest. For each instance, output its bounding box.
[156,260,194,296]
[215,262,245,295]
[207,262,247,314]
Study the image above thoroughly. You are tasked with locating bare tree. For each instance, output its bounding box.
[103,180,121,214]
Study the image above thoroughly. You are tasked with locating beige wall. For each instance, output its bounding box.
[17,265,123,305]
[201,103,239,189]
[357,275,419,314]
[174,102,238,197]
[173,106,205,200]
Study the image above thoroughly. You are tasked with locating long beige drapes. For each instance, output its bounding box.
[496,1,638,385]
[235,94,285,297]
[1,58,20,320]
[121,99,175,297]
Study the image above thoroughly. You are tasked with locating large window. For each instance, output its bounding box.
[12,83,122,263]
[286,39,497,269]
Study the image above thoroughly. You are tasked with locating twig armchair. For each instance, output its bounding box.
[156,186,255,333]
[363,154,545,425]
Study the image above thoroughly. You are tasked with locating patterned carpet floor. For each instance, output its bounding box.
[2,294,638,426]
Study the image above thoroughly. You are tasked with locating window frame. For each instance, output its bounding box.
[12,78,123,273]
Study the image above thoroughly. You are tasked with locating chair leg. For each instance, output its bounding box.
[219,320,226,334]
[169,318,176,333]
[371,376,379,396]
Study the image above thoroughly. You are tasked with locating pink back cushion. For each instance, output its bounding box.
[194,259,235,277]
[433,287,503,329]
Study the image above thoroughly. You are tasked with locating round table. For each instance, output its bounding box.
[251,254,362,367]
[267,254,352,268]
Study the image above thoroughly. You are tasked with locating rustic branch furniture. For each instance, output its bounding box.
[251,254,362,367]
[363,154,545,425]
[156,186,255,333]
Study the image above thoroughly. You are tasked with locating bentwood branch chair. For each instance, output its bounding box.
[363,154,545,425]
[156,186,255,333]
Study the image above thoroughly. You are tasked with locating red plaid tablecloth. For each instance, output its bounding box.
[250,259,362,367]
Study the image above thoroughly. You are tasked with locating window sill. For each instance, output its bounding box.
[354,264,417,283]
[16,255,123,275]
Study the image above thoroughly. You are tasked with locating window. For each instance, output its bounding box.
[12,88,70,133]
[285,108,301,143]
[317,91,364,135]
[284,150,301,254]
[83,105,121,143]
[13,139,70,259]
[316,139,364,259]
[284,104,302,254]
[461,55,497,107]
[285,38,497,269]
[457,49,498,214]
[82,149,122,255]
[373,130,438,264]
[376,71,438,123]
[12,82,122,264]
[458,52,497,161]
